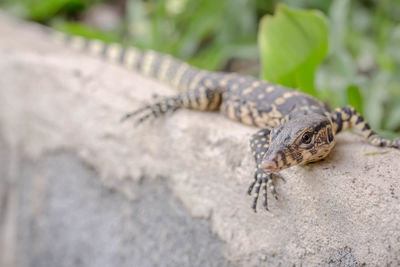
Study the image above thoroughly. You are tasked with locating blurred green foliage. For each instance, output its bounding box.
[258,4,328,96]
[1,0,399,137]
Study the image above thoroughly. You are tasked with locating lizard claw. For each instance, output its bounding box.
[121,96,180,125]
[247,168,278,212]
[120,104,151,123]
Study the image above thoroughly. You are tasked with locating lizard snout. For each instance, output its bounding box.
[260,158,279,173]
[260,160,277,172]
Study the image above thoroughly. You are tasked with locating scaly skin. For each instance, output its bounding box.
[50,31,400,212]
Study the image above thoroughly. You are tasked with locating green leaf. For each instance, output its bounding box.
[346,85,363,114]
[384,106,400,131]
[28,0,85,22]
[316,88,341,109]
[258,4,328,96]
[54,22,119,43]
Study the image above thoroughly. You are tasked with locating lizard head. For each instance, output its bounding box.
[261,113,336,173]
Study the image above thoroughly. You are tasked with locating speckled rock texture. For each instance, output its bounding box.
[0,13,399,267]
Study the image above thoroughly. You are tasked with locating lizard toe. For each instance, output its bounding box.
[248,168,278,212]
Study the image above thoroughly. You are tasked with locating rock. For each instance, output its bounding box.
[0,13,399,266]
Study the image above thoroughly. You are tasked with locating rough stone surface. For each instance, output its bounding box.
[13,152,230,267]
[0,13,400,266]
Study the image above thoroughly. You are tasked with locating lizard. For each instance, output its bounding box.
[48,30,400,212]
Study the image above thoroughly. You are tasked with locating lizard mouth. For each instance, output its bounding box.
[260,150,290,173]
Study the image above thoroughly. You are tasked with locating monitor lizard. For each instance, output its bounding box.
[48,31,400,212]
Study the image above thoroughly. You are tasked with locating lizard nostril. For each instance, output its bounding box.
[260,156,279,172]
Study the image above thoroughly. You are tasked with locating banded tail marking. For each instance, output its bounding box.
[69,35,86,50]
[104,43,123,63]
[48,30,218,94]
[121,47,141,68]
[331,106,400,148]
[50,31,68,45]
[87,39,105,56]
[157,54,173,82]
[140,50,157,76]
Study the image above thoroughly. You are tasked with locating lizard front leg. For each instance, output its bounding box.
[248,128,278,212]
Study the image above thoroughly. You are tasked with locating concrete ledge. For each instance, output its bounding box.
[0,14,399,266]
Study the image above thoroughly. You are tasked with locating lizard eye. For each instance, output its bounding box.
[301,132,312,144]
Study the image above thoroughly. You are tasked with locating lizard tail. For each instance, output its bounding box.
[44,28,209,92]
